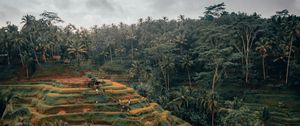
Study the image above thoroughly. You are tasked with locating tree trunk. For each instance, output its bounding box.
[285,38,293,84]
[7,51,10,65]
[42,48,47,62]
[138,76,141,84]
[163,71,168,91]
[187,68,191,88]
[167,73,170,90]
[26,66,29,79]
[131,41,134,61]
[52,45,54,57]
[76,53,80,67]
[109,46,113,62]
[103,55,106,64]
[245,48,249,84]
[34,50,39,65]
[20,54,24,67]
[212,109,215,126]
[30,35,39,65]
[211,64,219,126]
[18,47,24,67]
[165,73,167,90]
[212,64,219,92]
[262,57,266,80]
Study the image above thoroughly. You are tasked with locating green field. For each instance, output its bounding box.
[0,78,190,126]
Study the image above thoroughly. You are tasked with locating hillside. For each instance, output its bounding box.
[1,2,300,125]
[218,84,300,125]
[0,76,190,126]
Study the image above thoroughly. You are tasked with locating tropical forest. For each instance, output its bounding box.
[0,1,300,126]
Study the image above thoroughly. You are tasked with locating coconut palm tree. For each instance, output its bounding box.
[21,15,40,65]
[162,16,168,22]
[164,87,195,111]
[12,35,26,66]
[20,51,33,79]
[159,56,175,90]
[129,61,140,82]
[1,23,19,65]
[181,55,193,88]
[178,15,185,22]
[126,27,137,61]
[207,92,218,126]
[0,27,10,65]
[256,38,272,80]
[67,40,87,66]
[285,23,300,84]
[21,15,36,30]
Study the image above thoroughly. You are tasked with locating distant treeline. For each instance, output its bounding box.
[0,3,300,125]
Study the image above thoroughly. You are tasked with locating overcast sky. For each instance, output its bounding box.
[1,0,300,28]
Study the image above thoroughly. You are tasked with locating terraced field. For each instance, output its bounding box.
[0,77,190,126]
[243,87,300,126]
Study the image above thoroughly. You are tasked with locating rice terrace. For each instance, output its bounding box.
[0,65,189,125]
[1,0,300,126]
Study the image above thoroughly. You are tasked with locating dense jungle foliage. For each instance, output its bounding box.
[1,3,300,126]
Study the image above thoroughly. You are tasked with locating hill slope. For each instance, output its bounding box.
[0,77,190,126]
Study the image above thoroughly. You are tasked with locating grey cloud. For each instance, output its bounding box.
[0,0,300,28]
[270,0,296,8]
[0,11,5,18]
[150,0,202,12]
[138,0,204,21]
[0,3,22,16]
[86,0,115,11]
[149,0,178,12]
[0,3,22,25]
[221,0,300,17]
[53,0,71,9]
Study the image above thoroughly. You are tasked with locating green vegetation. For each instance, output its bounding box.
[0,79,188,126]
[1,2,300,126]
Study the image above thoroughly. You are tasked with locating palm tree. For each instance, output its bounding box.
[0,27,10,65]
[21,15,36,30]
[178,15,185,22]
[207,92,218,126]
[0,28,6,59]
[181,55,193,88]
[39,20,58,62]
[100,50,109,63]
[174,32,187,55]
[115,47,125,61]
[129,61,140,82]
[12,36,26,66]
[67,40,87,66]
[162,16,168,22]
[126,26,137,61]
[1,23,19,65]
[37,31,50,62]
[146,16,152,23]
[138,18,143,25]
[285,23,300,84]
[159,56,175,90]
[20,51,33,79]
[256,38,272,80]
[104,35,115,62]
[164,87,195,111]
[21,15,40,65]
